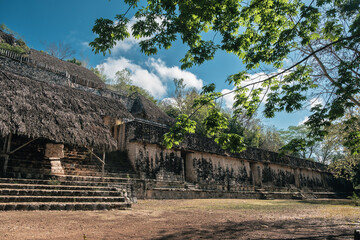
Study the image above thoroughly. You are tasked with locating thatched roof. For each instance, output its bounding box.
[0,70,133,150]
[29,49,106,89]
[128,93,174,125]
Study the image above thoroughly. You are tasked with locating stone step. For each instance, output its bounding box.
[62,166,137,175]
[155,181,185,188]
[63,166,100,172]
[8,161,51,168]
[0,195,126,203]
[62,162,100,169]
[63,171,137,178]
[0,177,133,211]
[6,172,48,179]
[105,172,139,178]
[0,178,133,187]
[0,202,131,211]
[55,174,138,182]
[61,162,134,173]
[6,157,50,163]
[6,166,49,172]
[64,170,107,177]
[0,188,123,197]
[62,160,135,170]
[0,183,121,191]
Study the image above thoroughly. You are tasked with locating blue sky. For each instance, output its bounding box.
[0,0,315,130]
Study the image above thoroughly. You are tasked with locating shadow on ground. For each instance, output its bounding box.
[153,218,355,240]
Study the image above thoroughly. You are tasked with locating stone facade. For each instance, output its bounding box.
[123,120,349,193]
[0,54,351,199]
[0,116,351,200]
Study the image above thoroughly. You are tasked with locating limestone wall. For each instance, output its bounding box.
[186,151,252,191]
[124,120,327,171]
[127,142,184,181]
[124,120,345,192]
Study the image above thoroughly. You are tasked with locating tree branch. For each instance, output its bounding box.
[308,44,360,107]
[221,34,360,100]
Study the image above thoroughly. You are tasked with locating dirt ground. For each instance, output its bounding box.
[0,199,359,240]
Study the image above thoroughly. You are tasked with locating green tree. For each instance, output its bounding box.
[160,78,214,135]
[280,125,316,159]
[108,68,157,103]
[113,68,132,93]
[259,125,284,152]
[161,78,284,150]
[90,0,360,154]
[327,107,360,187]
[66,58,82,66]
[90,67,108,82]
[279,124,345,163]
[0,24,29,54]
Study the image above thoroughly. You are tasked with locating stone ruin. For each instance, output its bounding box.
[0,34,352,210]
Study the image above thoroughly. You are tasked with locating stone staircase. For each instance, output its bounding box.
[61,150,138,179]
[255,188,341,200]
[0,177,132,211]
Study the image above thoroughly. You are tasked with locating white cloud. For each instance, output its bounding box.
[309,97,323,109]
[81,41,90,49]
[298,116,309,126]
[96,57,167,97]
[221,88,237,109]
[147,58,203,90]
[161,97,177,105]
[112,38,140,53]
[96,57,203,98]
[219,71,281,110]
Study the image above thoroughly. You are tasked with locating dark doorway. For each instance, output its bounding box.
[181,151,187,181]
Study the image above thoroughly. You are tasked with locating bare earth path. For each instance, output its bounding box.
[0,199,359,240]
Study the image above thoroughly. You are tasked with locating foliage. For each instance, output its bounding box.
[91,0,360,154]
[107,68,157,103]
[161,79,282,152]
[162,114,197,149]
[328,155,360,184]
[347,192,360,206]
[66,57,82,66]
[258,126,284,152]
[0,42,28,54]
[160,79,210,135]
[0,24,29,54]
[225,113,284,151]
[160,79,246,151]
[0,24,25,42]
[112,68,132,92]
[324,107,360,187]
[90,67,108,82]
[279,125,316,159]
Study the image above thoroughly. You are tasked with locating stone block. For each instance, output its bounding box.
[45,144,64,159]
[50,159,65,175]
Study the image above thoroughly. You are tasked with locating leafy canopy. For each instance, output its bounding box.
[91,0,360,154]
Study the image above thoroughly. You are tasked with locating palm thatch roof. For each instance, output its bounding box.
[29,49,106,89]
[0,70,133,150]
[128,93,174,125]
